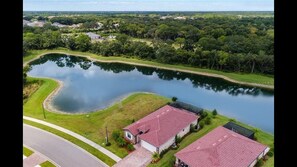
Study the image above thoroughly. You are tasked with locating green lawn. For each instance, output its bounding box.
[23,77,169,159]
[23,76,273,167]
[40,161,56,167]
[23,48,274,88]
[24,120,116,166]
[23,146,34,156]
[148,114,274,167]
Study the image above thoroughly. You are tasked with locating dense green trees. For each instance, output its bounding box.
[23,13,274,75]
[74,34,91,51]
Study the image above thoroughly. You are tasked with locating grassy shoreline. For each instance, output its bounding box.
[23,77,273,166]
[23,49,274,89]
[23,77,169,158]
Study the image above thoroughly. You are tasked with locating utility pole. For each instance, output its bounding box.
[105,126,109,144]
[42,104,46,119]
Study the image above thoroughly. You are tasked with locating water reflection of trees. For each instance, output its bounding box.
[29,54,273,97]
[29,54,92,70]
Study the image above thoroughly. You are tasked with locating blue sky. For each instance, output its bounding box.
[24,0,274,11]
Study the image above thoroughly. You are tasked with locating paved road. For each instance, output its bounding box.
[23,116,122,162]
[23,124,108,167]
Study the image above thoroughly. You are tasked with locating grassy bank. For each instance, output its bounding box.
[23,77,169,158]
[23,146,56,167]
[148,113,274,167]
[23,49,274,88]
[23,77,273,166]
[24,120,116,166]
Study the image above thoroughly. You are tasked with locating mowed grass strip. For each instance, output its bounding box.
[23,77,169,158]
[148,113,274,167]
[40,161,56,167]
[23,146,34,157]
[23,48,274,86]
[24,119,116,166]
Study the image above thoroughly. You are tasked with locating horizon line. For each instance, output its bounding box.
[23,10,274,12]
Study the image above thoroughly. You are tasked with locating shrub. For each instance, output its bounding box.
[116,137,127,147]
[267,151,274,157]
[199,121,205,129]
[160,147,171,158]
[190,124,199,132]
[127,143,135,151]
[131,119,135,123]
[175,135,182,144]
[172,96,178,102]
[200,111,208,119]
[112,130,121,141]
[212,109,218,116]
[152,152,160,163]
[205,117,212,125]
[255,159,264,167]
[229,118,236,122]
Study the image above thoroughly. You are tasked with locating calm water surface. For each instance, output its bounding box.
[28,54,274,133]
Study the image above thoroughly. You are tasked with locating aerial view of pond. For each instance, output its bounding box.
[27,54,274,133]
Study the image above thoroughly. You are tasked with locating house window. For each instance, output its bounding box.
[126,132,132,140]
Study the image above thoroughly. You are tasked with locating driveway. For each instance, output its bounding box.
[23,124,108,167]
[113,146,152,167]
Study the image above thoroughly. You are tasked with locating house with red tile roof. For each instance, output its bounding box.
[123,105,199,154]
[175,126,270,167]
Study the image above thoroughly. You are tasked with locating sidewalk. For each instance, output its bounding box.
[23,116,122,162]
[23,153,45,167]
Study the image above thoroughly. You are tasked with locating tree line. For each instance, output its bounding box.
[23,15,274,74]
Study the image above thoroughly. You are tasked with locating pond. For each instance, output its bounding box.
[27,54,274,133]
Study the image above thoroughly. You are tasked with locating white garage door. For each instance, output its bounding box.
[140,140,157,153]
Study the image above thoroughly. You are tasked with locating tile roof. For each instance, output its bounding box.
[175,126,268,167]
[123,105,198,147]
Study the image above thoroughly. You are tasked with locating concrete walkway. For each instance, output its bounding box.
[23,116,122,162]
[23,153,46,167]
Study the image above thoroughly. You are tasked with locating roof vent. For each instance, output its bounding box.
[196,146,200,150]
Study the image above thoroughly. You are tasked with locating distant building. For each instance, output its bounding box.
[123,105,199,154]
[27,21,45,27]
[85,32,101,40]
[174,16,186,20]
[52,22,67,28]
[175,126,269,167]
[160,16,172,20]
[97,22,103,28]
[23,20,30,26]
[108,35,116,39]
[113,23,120,28]
[69,23,81,28]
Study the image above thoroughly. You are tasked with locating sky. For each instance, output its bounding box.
[23,0,274,11]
